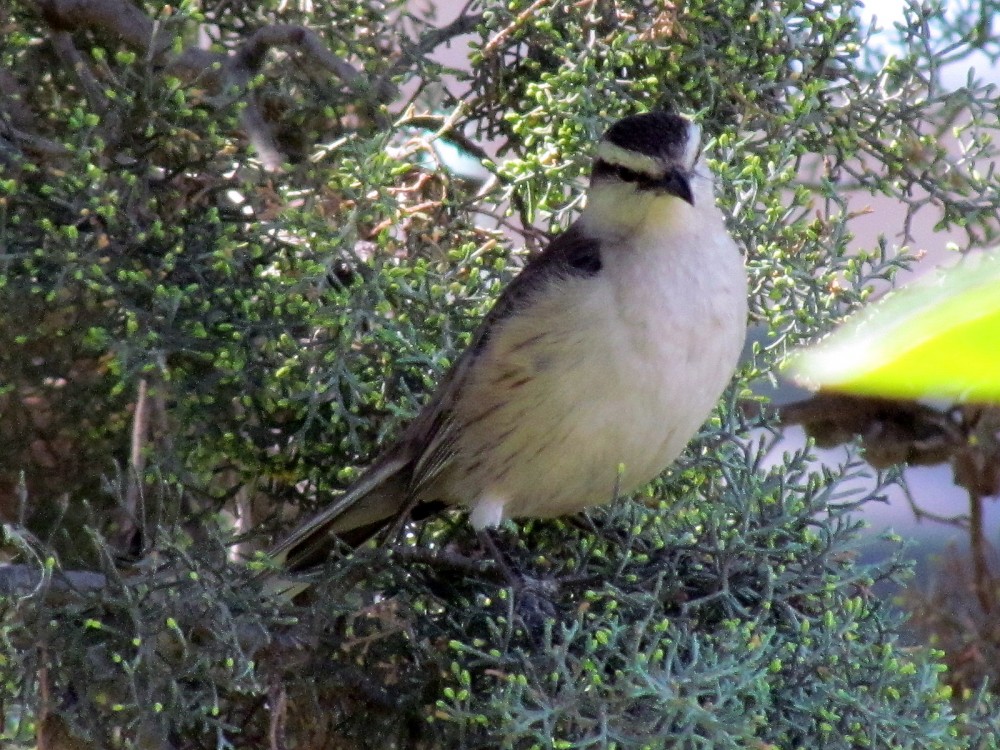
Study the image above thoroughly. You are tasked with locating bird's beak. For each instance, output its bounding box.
[657,169,694,205]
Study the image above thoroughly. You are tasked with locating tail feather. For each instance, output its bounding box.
[269,454,412,571]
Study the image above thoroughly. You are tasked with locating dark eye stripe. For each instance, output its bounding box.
[592,159,660,189]
[615,165,647,183]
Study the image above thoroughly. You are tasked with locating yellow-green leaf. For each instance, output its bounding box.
[786,250,1000,403]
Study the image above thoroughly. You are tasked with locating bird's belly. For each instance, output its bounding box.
[436,277,740,526]
[491,330,716,519]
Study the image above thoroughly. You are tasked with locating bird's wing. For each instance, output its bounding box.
[406,222,603,492]
[266,222,601,567]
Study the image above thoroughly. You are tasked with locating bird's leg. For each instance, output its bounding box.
[477,527,559,637]
[476,528,520,584]
[477,527,555,595]
[382,491,424,545]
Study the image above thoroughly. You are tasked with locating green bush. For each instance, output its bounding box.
[2,0,999,747]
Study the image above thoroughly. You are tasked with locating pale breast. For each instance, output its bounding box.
[433,199,746,528]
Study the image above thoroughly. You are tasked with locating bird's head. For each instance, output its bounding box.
[582,111,709,239]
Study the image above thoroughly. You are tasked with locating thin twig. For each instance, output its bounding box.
[406,11,484,61]
[125,377,150,520]
[967,486,994,614]
[49,30,109,113]
[481,0,549,58]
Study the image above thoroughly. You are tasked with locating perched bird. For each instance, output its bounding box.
[270,111,747,570]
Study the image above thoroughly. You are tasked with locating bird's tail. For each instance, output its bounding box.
[268,454,412,572]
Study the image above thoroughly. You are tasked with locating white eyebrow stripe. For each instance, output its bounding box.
[683,122,702,167]
[595,142,663,176]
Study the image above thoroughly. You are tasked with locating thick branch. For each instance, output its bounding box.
[125,377,149,518]
[966,484,994,614]
[410,12,484,59]
[234,25,360,85]
[0,69,42,130]
[0,121,71,158]
[775,392,962,469]
[0,563,108,598]
[238,100,285,172]
[37,1,363,93]
[39,0,159,55]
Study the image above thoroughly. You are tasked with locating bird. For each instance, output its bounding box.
[269,111,748,571]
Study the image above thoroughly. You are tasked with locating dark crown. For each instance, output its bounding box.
[602,111,690,161]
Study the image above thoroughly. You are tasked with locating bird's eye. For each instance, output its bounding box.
[615,165,645,183]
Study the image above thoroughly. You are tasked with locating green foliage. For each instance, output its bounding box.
[420,451,952,749]
[2,0,1000,747]
[0,448,966,749]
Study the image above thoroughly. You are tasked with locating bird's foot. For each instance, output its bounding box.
[477,529,559,635]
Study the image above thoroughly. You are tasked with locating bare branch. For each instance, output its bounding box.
[409,12,484,60]
[234,25,360,86]
[0,563,108,598]
[49,30,109,113]
[125,377,149,519]
[966,483,995,614]
[239,99,285,172]
[0,69,42,130]
[267,679,289,750]
[0,121,71,158]
[776,392,962,469]
[38,0,158,54]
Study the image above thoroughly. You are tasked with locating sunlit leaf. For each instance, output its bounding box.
[787,250,1000,402]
